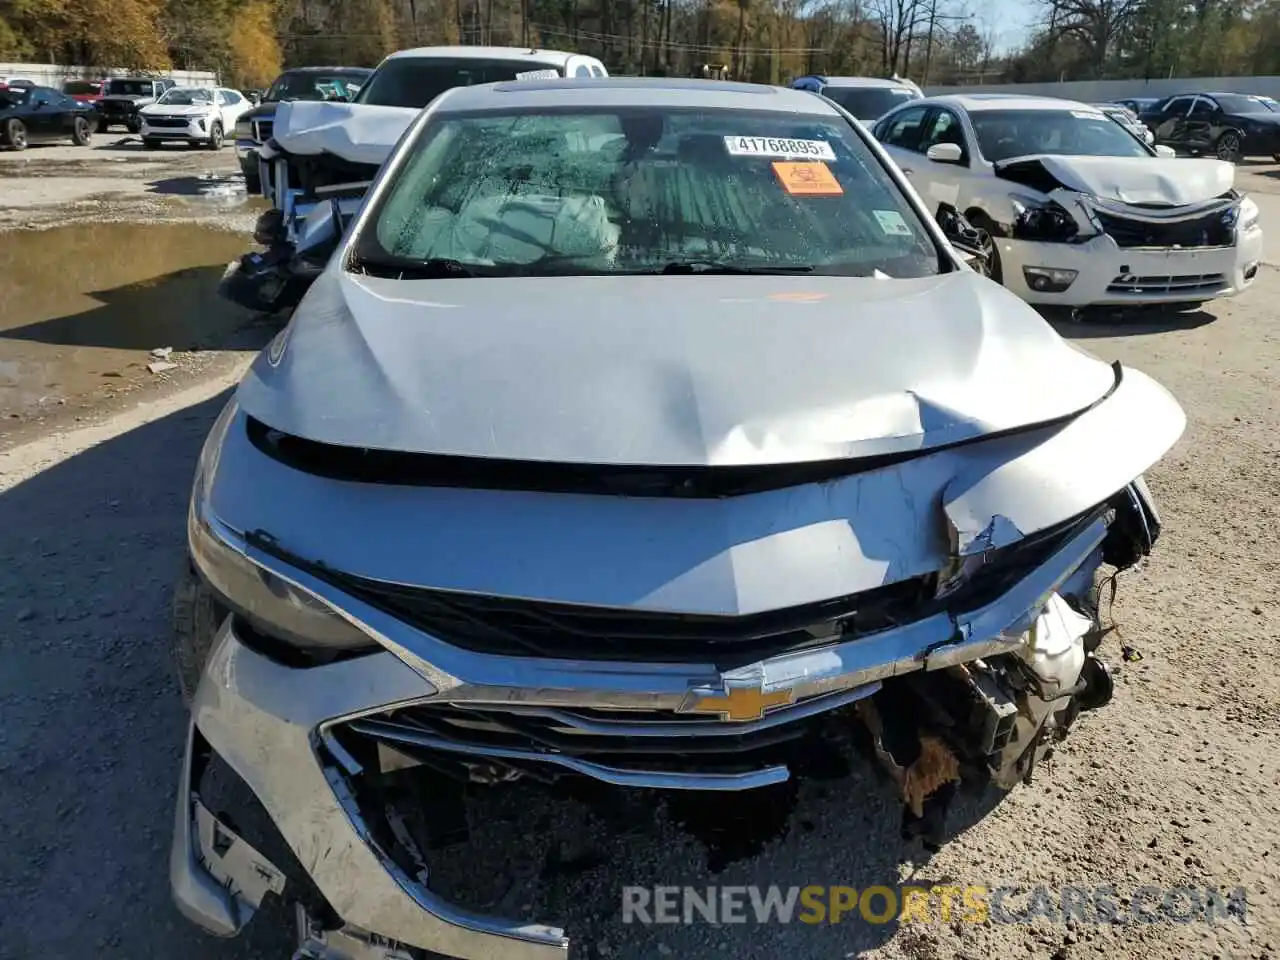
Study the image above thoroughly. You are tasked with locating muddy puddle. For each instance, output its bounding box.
[0,222,255,423]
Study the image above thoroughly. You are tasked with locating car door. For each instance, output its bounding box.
[1150,96,1193,147]
[25,87,65,140]
[910,106,974,213]
[1182,96,1220,152]
[872,103,930,176]
[218,89,244,128]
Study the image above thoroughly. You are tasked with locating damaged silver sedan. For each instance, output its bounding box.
[171,78,1186,959]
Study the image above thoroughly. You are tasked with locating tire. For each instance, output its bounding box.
[966,212,1004,285]
[71,116,92,147]
[126,119,140,134]
[96,118,109,133]
[4,118,28,151]
[207,121,224,151]
[142,137,162,149]
[1215,131,1242,163]
[243,168,262,194]
[171,559,228,705]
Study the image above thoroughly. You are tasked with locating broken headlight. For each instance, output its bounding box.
[1010,195,1084,243]
[1239,196,1260,231]
[187,402,380,657]
[192,518,379,655]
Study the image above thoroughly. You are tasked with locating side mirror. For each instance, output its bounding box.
[926,142,964,164]
[1154,144,1176,158]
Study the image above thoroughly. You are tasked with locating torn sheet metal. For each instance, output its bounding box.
[193,800,286,919]
[942,365,1185,556]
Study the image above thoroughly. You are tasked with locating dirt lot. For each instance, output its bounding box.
[0,147,1277,960]
[0,138,273,451]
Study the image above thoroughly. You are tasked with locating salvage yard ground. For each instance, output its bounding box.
[0,143,1277,960]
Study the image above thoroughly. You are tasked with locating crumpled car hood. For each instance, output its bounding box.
[997,154,1234,205]
[236,270,1118,468]
[272,99,417,165]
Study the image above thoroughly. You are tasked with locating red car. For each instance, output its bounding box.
[61,79,107,104]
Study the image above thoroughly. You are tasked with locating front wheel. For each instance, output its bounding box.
[3,118,28,151]
[966,213,1004,285]
[171,559,228,705]
[126,119,140,134]
[71,116,92,146]
[207,122,224,151]
[1216,131,1242,163]
[96,118,109,133]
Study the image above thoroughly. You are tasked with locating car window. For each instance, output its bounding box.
[877,105,929,152]
[359,106,945,280]
[104,79,152,97]
[158,87,214,106]
[590,64,606,77]
[1162,97,1193,116]
[970,108,1153,163]
[1189,97,1216,117]
[919,109,966,156]
[265,71,369,102]
[63,81,100,95]
[1211,93,1266,113]
[822,86,919,121]
[573,64,592,77]
[354,58,567,109]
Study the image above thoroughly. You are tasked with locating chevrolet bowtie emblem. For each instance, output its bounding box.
[679,679,796,722]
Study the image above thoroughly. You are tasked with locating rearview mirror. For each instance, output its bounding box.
[1154,144,1176,158]
[926,142,964,164]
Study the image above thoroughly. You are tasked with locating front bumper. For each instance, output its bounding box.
[172,505,1110,957]
[141,117,209,140]
[236,139,260,168]
[999,225,1263,306]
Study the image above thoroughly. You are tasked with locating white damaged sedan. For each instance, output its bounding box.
[171,79,1186,960]
[873,94,1263,308]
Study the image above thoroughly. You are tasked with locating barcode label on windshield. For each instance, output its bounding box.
[724,136,836,161]
[515,69,560,80]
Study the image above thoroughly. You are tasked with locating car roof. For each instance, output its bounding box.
[433,76,845,114]
[386,45,592,66]
[278,65,373,74]
[916,93,1104,112]
[808,76,916,89]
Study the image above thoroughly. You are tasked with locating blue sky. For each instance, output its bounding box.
[975,0,1037,55]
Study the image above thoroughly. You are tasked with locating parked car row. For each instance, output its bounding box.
[1131,91,1280,162]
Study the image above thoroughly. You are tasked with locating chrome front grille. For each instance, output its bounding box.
[1105,272,1227,296]
[333,687,877,790]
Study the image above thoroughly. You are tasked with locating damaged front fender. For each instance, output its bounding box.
[942,362,1184,558]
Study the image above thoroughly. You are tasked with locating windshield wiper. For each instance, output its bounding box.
[656,259,816,275]
[352,256,480,279]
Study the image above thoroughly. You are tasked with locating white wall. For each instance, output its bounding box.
[926,76,1280,102]
[1,62,218,87]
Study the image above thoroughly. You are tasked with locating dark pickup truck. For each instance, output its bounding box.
[97,76,174,133]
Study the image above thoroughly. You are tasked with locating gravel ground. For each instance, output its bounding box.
[0,154,1277,960]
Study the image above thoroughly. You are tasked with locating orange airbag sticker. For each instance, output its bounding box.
[772,161,843,196]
